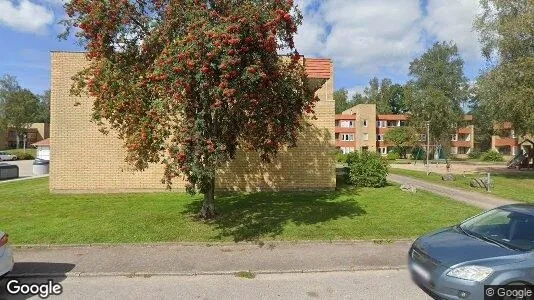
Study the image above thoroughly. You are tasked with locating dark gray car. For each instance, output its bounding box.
[409,204,534,300]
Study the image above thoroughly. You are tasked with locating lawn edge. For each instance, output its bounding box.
[12,239,415,249]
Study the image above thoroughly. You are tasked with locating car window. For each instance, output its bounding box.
[460,208,534,251]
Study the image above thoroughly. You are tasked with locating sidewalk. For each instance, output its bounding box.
[388,174,517,209]
[8,241,412,278]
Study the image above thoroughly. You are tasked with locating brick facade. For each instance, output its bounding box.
[335,104,475,158]
[50,52,335,193]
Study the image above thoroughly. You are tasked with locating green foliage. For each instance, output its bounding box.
[384,126,420,158]
[468,150,482,159]
[350,78,409,114]
[475,0,534,137]
[407,42,469,142]
[62,0,315,218]
[334,88,352,114]
[386,151,400,161]
[347,152,389,188]
[411,147,426,160]
[8,151,35,160]
[480,150,504,162]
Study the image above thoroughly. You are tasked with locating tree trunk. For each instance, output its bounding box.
[199,177,216,219]
[15,134,20,149]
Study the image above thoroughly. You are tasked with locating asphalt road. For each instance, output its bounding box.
[1,270,430,300]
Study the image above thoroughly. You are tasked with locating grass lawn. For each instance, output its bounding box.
[391,168,534,203]
[1,177,481,245]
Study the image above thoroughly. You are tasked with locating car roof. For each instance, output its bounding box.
[500,204,534,217]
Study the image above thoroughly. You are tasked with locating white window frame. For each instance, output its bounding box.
[363,133,369,141]
[451,134,458,142]
[341,134,354,141]
[377,134,384,141]
[379,147,387,155]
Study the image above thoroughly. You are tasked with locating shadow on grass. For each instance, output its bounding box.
[183,188,366,242]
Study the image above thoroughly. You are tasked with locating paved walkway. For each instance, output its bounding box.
[388,174,517,209]
[8,241,412,277]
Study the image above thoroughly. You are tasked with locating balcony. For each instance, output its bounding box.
[451,141,473,148]
[457,127,472,134]
[494,137,518,147]
[336,140,356,148]
[335,126,355,133]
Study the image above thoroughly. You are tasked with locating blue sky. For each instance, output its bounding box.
[0,0,484,97]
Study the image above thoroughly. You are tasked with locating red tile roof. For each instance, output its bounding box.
[304,58,332,79]
[32,138,50,147]
[377,114,409,121]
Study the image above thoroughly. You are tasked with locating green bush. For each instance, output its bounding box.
[8,151,35,160]
[480,150,504,162]
[386,151,400,161]
[467,150,482,159]
[411,147,425,160]
[347,151,389,188]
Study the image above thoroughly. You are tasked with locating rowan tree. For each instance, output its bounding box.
[61,0,318,218]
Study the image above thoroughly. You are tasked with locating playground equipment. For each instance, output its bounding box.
[508,152,529,169]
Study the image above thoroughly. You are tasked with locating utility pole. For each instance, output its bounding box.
[425,121,430,175]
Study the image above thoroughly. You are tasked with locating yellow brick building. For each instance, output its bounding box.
[50,52,335,193]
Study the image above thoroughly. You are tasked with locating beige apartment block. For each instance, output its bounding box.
[50,52,336,193]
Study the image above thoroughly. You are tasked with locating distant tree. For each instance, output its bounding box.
[384,127,420,158]
[62,0,318,219]
[0,74,21,133]
[406,42,469,150]
[37,90,51,123]
[354,77,408,114]
[475,0,534,137]
[4,89,40,148]
[468,87,493,152]
[334,88,351,114]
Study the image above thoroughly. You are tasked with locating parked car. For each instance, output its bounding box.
[0,152,17,161]
[0,232,14,277]
[409,204,534,300]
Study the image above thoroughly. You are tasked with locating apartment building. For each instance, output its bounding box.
[1,123,50,149]
[335,104,475,158]
[491,122,534,157]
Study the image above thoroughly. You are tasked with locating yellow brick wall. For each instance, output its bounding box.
[50,52,335,193]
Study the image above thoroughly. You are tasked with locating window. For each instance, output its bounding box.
[363,120,368,127]
[450,147,458,155]
[377,121,386,128]
[363,133,369,141]
[340,120,354,128]
[377,134,384,141]
[451,134,458,142]
[341,147,355,154]
[379,147,387,155]
[341,134,354,141]
[420,134,427,142]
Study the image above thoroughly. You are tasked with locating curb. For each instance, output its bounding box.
[5,265,408,279]
[12,239,415,249]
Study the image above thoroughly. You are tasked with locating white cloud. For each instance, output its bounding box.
[423,0,482,60]
[295,0,425,75]
[0,0,54,34]
[347,85,366,99]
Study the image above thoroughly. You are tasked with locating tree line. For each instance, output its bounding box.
[335,0,534,155]
[0,74,50,149]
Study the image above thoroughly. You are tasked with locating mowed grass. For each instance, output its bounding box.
[391,168,534,203]
[1,177,481,245]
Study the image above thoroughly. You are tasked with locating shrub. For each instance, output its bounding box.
[480,150,504,162]
[411,147,425,160]
[386,151,400,161]
[347,151,389,188]
[467,150,482,159]
[8,151,35,160]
